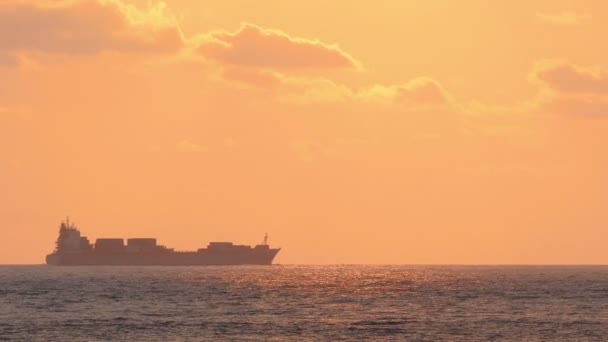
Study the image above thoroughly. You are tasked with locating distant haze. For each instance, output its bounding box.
[1,0,607,264]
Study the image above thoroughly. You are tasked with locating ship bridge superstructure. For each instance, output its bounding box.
[55,218,92,255]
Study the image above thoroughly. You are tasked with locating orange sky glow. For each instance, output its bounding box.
[1,0,607,264]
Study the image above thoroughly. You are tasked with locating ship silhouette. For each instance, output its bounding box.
[46,218,280,266]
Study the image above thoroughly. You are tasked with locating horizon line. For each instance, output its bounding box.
[1,263,607,267]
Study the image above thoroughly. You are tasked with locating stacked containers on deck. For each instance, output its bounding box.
[95,239,125,253]
[126,239,157,253]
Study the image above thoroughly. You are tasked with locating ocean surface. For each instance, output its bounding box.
[1,266,607,341]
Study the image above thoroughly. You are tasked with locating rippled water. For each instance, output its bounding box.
[1,266,607,341]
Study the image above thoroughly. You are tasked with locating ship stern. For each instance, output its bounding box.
[46,253,62,265]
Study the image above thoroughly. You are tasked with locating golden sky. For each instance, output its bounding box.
[1,0,607,264]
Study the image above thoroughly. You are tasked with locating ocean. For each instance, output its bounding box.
[1,265,607,341]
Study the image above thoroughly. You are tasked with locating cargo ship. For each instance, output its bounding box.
[46,218,280,266]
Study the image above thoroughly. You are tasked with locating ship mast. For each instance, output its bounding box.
[263,233,268,245]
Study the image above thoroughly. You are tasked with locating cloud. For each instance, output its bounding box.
[537,12,591,26]
[532,61,608,117]
[197,23,359,70]
[220,66,459,110]
[532,61,608,95]
[395,78,452,105]
[222,67,284,88]
[0,0,183,57]
[363,78,454,106]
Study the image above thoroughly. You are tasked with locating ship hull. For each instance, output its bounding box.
[46,249,280,266]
